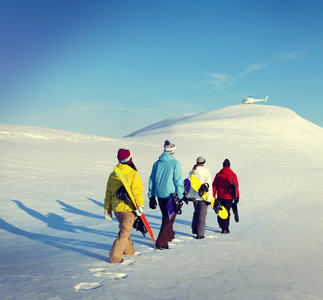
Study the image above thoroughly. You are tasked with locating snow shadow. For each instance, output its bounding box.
[12,200,114,236]
[56,198,153,247]
[56,199,103,219]
[87,197,104,208]
[0,218,108,261]
[11,199,154,251]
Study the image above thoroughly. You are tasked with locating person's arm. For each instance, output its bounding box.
[148,163,156,198]
[233,173,240,198]
[104,174,113,212]
[174,163,184,199]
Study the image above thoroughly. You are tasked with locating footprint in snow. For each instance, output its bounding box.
[94,272,128,279]
[89,267,129,279]
[171,238,182,242]
[121,259,135,266]
[207,235,220,239]
[168,238,186,248]
[89,268,106,272]
[75,282,101,292]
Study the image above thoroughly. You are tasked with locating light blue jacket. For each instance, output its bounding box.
[148,152,184,199]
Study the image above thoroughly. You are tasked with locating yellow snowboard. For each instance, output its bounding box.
[210,197,229,219]
[190,174,228,219]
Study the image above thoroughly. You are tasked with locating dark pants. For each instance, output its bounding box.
[218,198,233,232]
[156,198,177,248]
[192,200,208,237]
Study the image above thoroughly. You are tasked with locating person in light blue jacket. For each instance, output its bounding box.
[148,140,184,250]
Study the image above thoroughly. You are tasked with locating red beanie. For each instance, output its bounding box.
[117,149,132,164]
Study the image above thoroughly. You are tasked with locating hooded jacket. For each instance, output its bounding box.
[212,167,240,200]
[148,152,184,199]
[104,163,144,212]
[187,165,213,201]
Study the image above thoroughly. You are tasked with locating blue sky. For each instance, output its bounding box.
[1,0,322,137]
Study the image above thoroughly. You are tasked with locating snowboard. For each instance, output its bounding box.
[167,198,175,220]
[184,178,191,194]
[190,173,228,219]
[167,178,191,220]
[230,174,239,222]
[114,166,155,247]
[232,203,239,223]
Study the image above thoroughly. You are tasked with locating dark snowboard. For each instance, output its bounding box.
[230,174,239,223]
[232,203,239,223]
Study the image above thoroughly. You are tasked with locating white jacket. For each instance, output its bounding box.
[187,165,213,202]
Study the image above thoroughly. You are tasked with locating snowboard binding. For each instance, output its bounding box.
[182,182,190,205]
[170,193,183,215]
[198,183,209,197]
[213,199,221,214]
[116,186,132,204]
[133,216,148,236]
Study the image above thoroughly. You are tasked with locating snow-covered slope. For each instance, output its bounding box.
[127,104,323,154]
[1,105,323,300]
[0,123,115,144]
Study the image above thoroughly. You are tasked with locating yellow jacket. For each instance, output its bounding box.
[104,163,144,212]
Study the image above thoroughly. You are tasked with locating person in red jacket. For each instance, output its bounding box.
[212,159,240,233]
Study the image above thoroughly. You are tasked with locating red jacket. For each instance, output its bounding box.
[212,167,239,200]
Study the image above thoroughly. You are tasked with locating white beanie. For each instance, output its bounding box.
[196,157,206,164]
[164,140,176,154]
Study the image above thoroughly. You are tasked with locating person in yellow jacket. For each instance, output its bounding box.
[104,149,144,263]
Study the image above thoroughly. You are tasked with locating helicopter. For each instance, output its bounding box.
[242,96,268,104]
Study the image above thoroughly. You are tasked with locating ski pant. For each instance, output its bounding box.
[192,200,208,237]
[156,198,177,248]
[109,211,136,263]
[217,198,233,232]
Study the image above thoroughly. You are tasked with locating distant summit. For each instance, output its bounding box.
[125,104,323,153]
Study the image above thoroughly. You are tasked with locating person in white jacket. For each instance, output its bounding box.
[187,157,213,239]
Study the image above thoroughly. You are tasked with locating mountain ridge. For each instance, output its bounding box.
[125,104,323,153]
[1,104,323,153]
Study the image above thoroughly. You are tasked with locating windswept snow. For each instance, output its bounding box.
[1,104,323,300]
[0,123,115,144]
[127,104,323,154]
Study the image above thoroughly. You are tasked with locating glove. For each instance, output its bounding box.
[149,196,157,209]
[182,195,189,205]
[234,197,239,204]
[205,201,211,206]
[105,211,112,221]
[135,205,144,216]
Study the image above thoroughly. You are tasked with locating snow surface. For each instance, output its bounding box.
[1,104,323,300]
